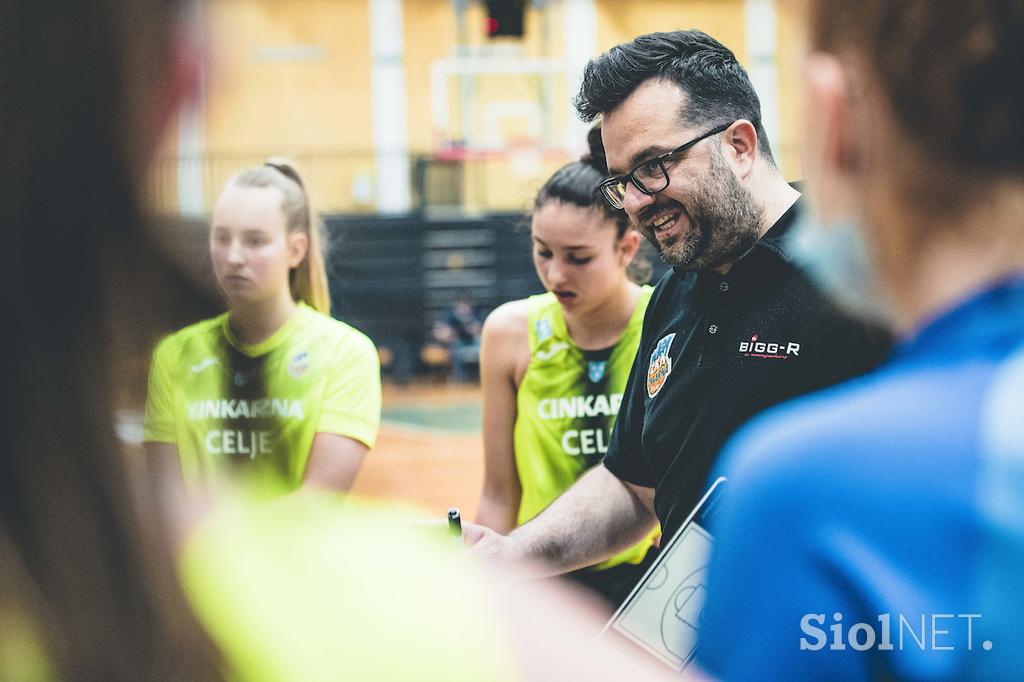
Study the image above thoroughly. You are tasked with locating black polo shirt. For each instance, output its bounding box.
[604,199,892,540]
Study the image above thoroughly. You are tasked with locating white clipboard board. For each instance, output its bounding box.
[598,477,726,670]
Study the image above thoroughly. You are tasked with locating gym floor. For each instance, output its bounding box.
[352,381,484,520]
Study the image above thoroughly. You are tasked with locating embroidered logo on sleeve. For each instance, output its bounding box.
[535,342,569,361]
[533,316,568,360]
[288,351,311,378]
[535,317,553,343]
[647,333,676,398]
[190,357,220,373]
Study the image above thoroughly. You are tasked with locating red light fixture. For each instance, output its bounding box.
[484,1,525,38]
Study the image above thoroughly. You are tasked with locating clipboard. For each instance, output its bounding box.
[599,477,726,670]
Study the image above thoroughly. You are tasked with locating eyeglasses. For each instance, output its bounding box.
[597,122,734,210]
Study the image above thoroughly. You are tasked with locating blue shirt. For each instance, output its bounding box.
[697,276,1024,681]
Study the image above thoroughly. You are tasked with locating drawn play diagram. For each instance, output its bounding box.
[662,562,709,661]
[601,478,724,671]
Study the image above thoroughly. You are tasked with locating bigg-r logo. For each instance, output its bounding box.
[738,334,800,359]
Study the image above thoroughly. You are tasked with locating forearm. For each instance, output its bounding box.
[475,491,518,535]
[475,456,522,535]
[507,464,657,575]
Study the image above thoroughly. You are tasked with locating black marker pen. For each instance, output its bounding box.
[447,507,462,537]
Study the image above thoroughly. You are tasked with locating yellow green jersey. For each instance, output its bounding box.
[180,494,517,681]
[514,287,657,570]
[143,303,381,493]
[0,543,56,682]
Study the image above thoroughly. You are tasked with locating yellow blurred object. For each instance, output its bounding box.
[180,493,517,681]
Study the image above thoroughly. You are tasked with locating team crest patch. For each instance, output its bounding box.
[288,351,310,378]
[647,333,676,398]
[535,317,553,343]
[587,360,608,383]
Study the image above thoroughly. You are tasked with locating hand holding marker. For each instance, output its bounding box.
[448,507,462,538]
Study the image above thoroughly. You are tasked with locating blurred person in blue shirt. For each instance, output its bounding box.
[696,1,1024,680]
[433,296,484,382]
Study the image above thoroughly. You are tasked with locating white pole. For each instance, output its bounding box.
[562,0,597,154]
[370,0,412,213]
[177,0,205,217]
[744,0,780,161]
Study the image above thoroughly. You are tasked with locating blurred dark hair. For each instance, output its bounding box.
[574,30,775,165]
[0,1,219,678]
[533,126,651,283]
[808,0,1023,176]
[534,126,629,237]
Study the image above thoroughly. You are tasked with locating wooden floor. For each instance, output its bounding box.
[351,381,484,521]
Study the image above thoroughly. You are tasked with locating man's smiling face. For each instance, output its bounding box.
[602,78,762,271]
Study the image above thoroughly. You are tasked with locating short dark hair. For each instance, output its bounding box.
[574,30,775,165]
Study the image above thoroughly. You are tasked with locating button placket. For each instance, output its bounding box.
[698,274,727,368]
[708,279,729,335]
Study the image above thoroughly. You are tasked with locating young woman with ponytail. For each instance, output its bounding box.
[474,128,659,607]
[143,160,381,495]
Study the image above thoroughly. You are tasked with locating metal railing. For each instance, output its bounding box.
[149,149,573,216]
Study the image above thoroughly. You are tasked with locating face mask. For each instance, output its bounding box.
[787,211,894,328]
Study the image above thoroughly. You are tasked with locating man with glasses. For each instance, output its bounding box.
[465,29,889,581]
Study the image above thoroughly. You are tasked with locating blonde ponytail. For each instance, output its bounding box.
[291,202,330,314]
[231,158,331,314]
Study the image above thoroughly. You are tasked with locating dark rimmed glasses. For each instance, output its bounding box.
[598,122,734,210]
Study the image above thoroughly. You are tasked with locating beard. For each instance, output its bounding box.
[641,150,764,272]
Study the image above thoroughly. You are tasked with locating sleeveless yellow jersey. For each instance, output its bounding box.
[143,303,381,493]
[514,287,657,569]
